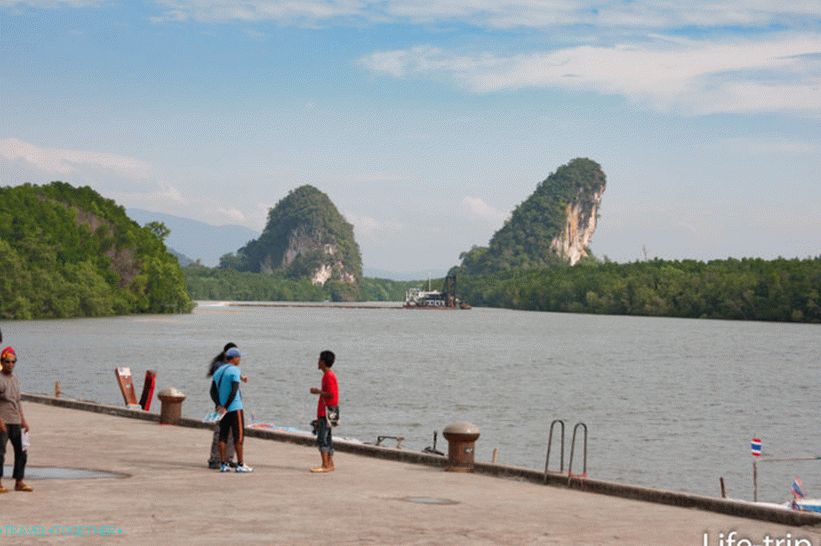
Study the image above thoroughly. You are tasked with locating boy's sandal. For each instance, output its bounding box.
[15,483,33,492]
[0,486,8,493]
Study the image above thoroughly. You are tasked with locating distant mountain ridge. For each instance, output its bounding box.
[127,208,259,267]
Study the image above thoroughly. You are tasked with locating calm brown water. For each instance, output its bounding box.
[4,302,820,501]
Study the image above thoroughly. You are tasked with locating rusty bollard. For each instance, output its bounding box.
[158,388,186,425]
[442,421,480,472]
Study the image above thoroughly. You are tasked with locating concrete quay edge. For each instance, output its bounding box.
[21,393,821,528]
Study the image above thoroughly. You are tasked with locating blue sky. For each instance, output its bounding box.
[2,1,820,273]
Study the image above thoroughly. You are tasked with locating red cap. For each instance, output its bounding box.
[0,346,15,360]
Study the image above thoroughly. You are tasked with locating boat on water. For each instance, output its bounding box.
[403,274,470,309]
[747,477,821,514]
[748,498,821,513]
[791,498,821,513]
[787,478,821,513]
[404,287,448,308]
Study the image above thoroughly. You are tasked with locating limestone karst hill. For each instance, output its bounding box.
[221,185,362,288]
[458,158,606,274]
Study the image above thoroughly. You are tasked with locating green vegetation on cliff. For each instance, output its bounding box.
[457,257,821,323]
[459,158,606,274]
[222,185,362,285]
[0,182,193,319]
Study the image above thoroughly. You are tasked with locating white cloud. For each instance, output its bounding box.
[360,34,821,115]
[110,188,265,231]
[147,1,821,31]
[0,138,153,179]
[460,196,507,225]
[215,206,247,223]
[0,0,101,8]
[383,1,821,30]
[717,137,821,156]
[106,184,188,210]
[152,0,368,24]
[4,0,818,34]
[345,211,402,241]
[0,137,194,218]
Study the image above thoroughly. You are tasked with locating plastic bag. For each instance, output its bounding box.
[203,411,224,424]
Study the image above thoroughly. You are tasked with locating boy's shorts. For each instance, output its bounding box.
[219,409,245,445]
[316,416,333,455]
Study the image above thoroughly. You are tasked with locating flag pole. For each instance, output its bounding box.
[753,460,758,502]
[750,436,762,502]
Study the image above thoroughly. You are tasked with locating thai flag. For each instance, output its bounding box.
[751,438,762,457]
[791,479,805,499]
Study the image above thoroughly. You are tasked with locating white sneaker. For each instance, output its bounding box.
[235,464,254,473]
[220,463,231,473]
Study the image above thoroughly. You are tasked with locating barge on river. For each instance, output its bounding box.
[404,274,471,309]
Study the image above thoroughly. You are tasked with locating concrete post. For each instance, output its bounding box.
[442,421,480,472]
[158,388,186,425]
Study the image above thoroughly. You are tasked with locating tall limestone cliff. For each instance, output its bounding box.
[224,185,362,286]
[459,158,606,274]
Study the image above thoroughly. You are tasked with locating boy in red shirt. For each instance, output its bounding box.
[309,350,338,473]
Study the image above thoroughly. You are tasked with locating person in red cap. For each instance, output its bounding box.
[0,346,32,492]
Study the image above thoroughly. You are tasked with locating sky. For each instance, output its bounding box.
[1,1,820,274]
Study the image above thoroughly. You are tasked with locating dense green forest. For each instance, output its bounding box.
[461,158,606,274]
[454,257,821,323]
[186,257,821,323]
[0,182,193,319]
[184,265,419,302]
[184,265,326,301]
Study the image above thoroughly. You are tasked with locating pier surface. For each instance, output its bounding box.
[3,402,820,545]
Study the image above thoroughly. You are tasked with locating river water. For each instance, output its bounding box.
[4,303,819,502]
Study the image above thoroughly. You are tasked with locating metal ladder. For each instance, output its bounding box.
[544,419,588,483]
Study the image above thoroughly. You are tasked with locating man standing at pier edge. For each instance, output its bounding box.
[214,348,253,473]
[310,350,338,473]
[0,346,32,492]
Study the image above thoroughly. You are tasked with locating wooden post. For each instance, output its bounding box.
[492,448,498,464]
[753,461,758,502]
[720,477,726,499]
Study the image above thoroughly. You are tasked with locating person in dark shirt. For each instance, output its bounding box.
[0,346,32,492]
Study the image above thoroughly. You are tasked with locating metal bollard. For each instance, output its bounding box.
[442,421,480,472]
[158,387,186,425]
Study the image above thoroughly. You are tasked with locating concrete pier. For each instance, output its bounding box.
[2,401,819,545]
